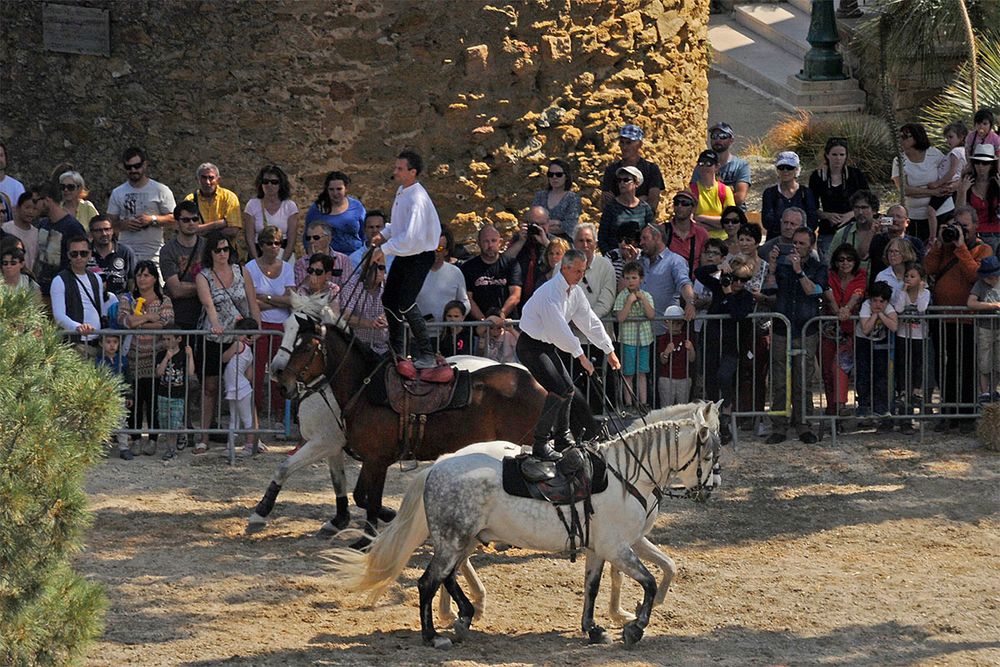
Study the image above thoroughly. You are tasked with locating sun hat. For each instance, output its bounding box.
[970,144,998,162]
[616,165,644,186]
[664,305,685,318]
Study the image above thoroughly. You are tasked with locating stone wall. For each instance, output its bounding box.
[0,0,710,246]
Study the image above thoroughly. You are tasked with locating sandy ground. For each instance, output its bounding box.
[78,422,999,667]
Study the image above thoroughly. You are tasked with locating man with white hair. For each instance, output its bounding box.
[184,162,241,240]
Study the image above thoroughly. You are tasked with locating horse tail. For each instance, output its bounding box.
[323,466,431,605]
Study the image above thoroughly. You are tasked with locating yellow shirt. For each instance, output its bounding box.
[184,187,242,229]
[692,180,735,239]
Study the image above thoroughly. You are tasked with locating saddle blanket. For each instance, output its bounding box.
[502,448,609,505]
[369,364,472,415]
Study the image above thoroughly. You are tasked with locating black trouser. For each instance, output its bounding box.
[517,332,575,444]
[383,250,436,358]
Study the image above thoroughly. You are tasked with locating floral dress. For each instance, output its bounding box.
[118,292,174,379]
[199,267,250,344]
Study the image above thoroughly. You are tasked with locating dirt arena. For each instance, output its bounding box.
[79,426,999,666]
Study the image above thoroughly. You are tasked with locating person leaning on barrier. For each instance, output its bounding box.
[925,205,992,435]
[763,225,829,445]
[967,256,1000,403]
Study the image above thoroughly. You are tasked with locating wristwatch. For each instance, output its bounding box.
[795,271,806,279]
[150,214,158,226]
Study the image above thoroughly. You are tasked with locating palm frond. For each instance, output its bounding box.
[920,37,1000,128]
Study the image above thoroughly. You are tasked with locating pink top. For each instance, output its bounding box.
[965,129,1000,156]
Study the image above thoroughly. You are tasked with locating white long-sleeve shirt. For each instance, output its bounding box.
[519,271,614,358]
[382,181,441,257]
[51,270,104,341]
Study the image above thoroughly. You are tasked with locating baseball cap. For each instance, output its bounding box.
[775,151,800,168]
[673,189,696,205]
[709,122,734,137]
[620,124,645,142]
[664,305,685,318]
[616,165,644,186]
[697,150,719,166]
[978,255,1000,278]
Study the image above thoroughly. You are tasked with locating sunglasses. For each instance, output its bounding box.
[673,198,694,206]
[547,171,565,178]
[60,183,78,191]
[2,260,21,266]
[307,234,328,241]
[178,216,200,223]
[92,226,113,233]
[899,132,912,139]
[261,178,280,185]
[729,275,746,282]
[776,165,796,171]
[617,177,636,184]
[697,161,715,167]
[710,132,732,140]
[261,240,282,246]
[723,217,741,225]
[375,265,387,271]
[582,276,592,293]
[835,256,855,263]
[123,161,144,171]
[212,246,231,254]
[68,250,91,258]
[305,267,327,276]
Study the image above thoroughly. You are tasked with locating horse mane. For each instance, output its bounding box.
[316,302,383,368]
[289,291,331,321]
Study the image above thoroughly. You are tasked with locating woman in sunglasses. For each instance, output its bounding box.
[761,151,818,241]
[821,243,867,421]
[244,165,299,262]
[808,137,869,260]
[294,222,352,291]
[1,244,39,294]
[247,225,295,415]
[530,159,581,239]
[195,230,263,455]
[58,170,99,227]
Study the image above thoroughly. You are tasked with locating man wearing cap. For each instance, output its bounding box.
[694,122,751,209]
[600,124,666,214]
[925,205,992,434]
[690,150,736,240]
[517,248,621,462]
[660,188,708,277]
[761,151,819,240]
[597,165,654,255]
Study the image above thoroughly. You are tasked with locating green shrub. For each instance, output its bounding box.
[0,288,125,666]
[920,36,1000,131]
[758,111,897,182]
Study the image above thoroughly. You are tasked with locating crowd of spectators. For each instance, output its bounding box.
[1,108,999,455]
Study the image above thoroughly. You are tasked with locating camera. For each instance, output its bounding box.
[879,216,893,230]
[527,223,543,236]
[719,274,733,288]
[331,268,343,277]
[941,224,961,243]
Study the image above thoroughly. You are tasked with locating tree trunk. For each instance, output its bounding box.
[956,0,978,110]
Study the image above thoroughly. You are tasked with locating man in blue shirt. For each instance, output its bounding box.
[697,122,751,209]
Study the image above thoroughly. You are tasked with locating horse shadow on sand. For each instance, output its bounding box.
[176,620,1000,666]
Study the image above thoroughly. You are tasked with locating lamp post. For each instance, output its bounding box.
[796,0,848,81]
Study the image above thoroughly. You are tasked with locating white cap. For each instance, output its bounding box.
[664,305,684,318]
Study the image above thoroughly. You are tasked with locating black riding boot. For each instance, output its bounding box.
[385,308,405,359]
[403,305,436,369]
[552,395,576,452]
[532,394,563,461]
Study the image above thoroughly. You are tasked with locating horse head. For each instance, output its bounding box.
[687,400,723,500]
[276,319,328,400]
[271,292,331,374]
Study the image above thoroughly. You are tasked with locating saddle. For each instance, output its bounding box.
[379,362,472,461]
[501,445,609,561]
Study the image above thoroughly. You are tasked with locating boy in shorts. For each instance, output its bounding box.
[614,260,655,412]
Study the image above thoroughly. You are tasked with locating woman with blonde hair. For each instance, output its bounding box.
[59,170,99,226]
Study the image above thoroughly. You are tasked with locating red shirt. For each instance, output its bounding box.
[657,330,690,380]
[662,221,708,276]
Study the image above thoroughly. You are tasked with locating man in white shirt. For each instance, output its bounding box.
[0,142,25,224]
[106,146,177,267]
[51,236,105,359]
[371,150,442,369]
[517,249,621,461]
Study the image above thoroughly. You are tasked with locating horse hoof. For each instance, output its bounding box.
[315,521,340,539]
[587,626,611,645]
[245,514,267,534]
[622,621,644,648]
[452,617,471,642]
[332,514,351,531]
[377,506,397,523]
[348,535,372,551]
[428,635,452,650]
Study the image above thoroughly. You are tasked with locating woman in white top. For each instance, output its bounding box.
[246,225,295,413]
[243,165,300,262]
[874,236,917,299]
[892,123,947,243]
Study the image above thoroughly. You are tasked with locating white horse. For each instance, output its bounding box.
[325,402,721,649]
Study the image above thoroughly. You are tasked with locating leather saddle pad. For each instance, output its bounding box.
[502,447,609,505]
[381,365,472,415]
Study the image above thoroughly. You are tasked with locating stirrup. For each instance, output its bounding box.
[532,441,563,462]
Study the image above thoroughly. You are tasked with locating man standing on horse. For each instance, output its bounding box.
[371,150,441,369]
[517,248,621,461]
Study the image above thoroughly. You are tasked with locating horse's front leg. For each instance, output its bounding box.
[633,537,676,606]
[317,445,351,537]
[610,549,656,648]
[581,552,611,644]
[349,463,388,550]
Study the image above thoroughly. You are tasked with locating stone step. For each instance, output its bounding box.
[733,2,811,60]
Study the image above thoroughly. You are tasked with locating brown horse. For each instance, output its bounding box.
[274,318,598,546]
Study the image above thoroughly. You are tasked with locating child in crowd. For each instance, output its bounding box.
[657,305,694,407]
[967,255,1000,402]
[438,300,472,357]
[892,262,931,433]
[95,334,133,460]
[223,318,260,458]
[856,281,898,431]
[155,330,195,460]
[476,308,519,363]
[615,260,655,411]
[965,108,1000,158]
[927,121,968,232]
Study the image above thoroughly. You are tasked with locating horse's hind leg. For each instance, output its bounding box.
[418,552,463,649]
[607,563,634,625]
[437,553,483,625]
[581,553,611,644]
[633,537,676,605]
[441,566,476,642]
